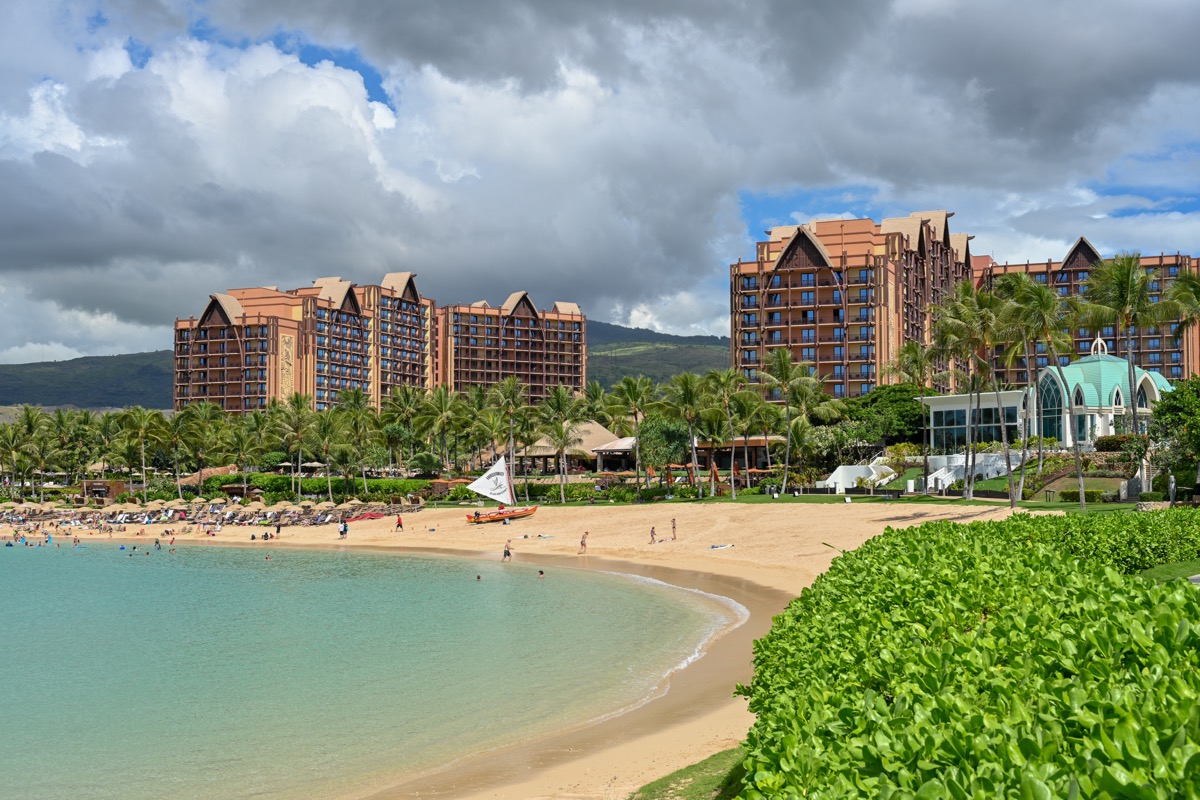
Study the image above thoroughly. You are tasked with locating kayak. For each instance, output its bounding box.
[465,506,539,524]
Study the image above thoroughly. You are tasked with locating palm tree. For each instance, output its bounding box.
[308,410,347,501]
[182,401,227,498]
[473,408,510,465]
[542,419,583,503]
[704,368,746,499]
[272,394,315,502]
[657,373,707,493]
[1004,277,1088,510]
[335,387,376,495]
[94,411,122,478]
[225,417,264,499]
[489,377,528,471]
[24,432,63,502]
[612,375,655,498]
[1167,268,1200,352]
[762,349,821,494]
[880,340,945,491]
[0,424,23,493]
[419,387,462,469]
[119,406,164,503]
[162,412,192,499]
[539,386,585,490]
[381,385,425,465]
[1082,252,1179,434]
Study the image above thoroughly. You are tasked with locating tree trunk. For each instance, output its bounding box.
[688,422,701,495]
[175,451,183,500]
[922,393,931,493]
[780,398,793,495]
[1015,385,1031,503]
[558,451,566,504]
[326,461,333,502]
[961,370,975,500]
[993,385,1017,508]
[632,415,643,502]
[140,443,148,504]
[724,402,738,500]
[1125,322,1138,434]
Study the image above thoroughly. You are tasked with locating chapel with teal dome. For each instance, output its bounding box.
[1036,335,1173,446]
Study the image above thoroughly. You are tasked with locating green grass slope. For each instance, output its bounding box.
[588,342,730,387]
[0,351,173,409]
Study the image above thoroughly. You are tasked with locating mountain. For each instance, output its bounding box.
[0,322,730,409]
[0,351,173,409]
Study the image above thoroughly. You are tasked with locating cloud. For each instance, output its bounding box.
[0,0,1197,364]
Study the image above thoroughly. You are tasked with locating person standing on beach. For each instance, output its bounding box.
[649,526,656,544]
[578,531,589,554]
[671,518,677,541]
[502,539,513,562]
[395,514,403,532]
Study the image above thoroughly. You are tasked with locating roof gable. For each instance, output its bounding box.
[771,225,834,272]
[198,293,245,327]
[380,272,421,302]
[1062,237,1102,272]
[502,291,540,319]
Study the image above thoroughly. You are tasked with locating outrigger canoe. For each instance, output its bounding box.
[465,505,539,524]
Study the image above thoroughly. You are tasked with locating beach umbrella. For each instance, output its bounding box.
[302,461,325,468]
[166,499,189,509]
[298,499,316,507]
[243,501,266,510]
[316,501,336,510]
[209,497,227,505]
[0,501,16,508]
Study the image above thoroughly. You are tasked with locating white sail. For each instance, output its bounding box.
[467,456,514,504]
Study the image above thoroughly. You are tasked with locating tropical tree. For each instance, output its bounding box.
[381,385,425,465]
[23,432,63,502]
[612,375,655,498]
[335,387,376,495]
[1004,277,1088,510]
[704,368,746,499]
[762,349,822,494]
[308,409,348,501]
[542,419,583,503]
[181,401,226,498]
[419,387,462,468]
[118,406,164,503]
[1082,252,1179,434]
[225,417,264,499]
[272,394,315,502]
[489,376,528,470]
[0,424,23,493]
[880,341,945,490]
[657,372,707,492]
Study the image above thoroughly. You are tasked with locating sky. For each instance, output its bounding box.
[2,0,1200,363]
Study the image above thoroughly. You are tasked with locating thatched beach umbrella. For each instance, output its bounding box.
[0,501,16,508]
[298,499,315,508]
[243,501,266,510]
[166,499,189,510]
[209,497,227,505]
[315,501,336,510]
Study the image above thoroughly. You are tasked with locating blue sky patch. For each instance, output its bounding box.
[737,185,882,237]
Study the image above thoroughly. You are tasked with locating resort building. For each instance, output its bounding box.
[975,239,1200,387]
[729,211,971,399]
[175,278,586,413]
[920,336,1173,451]
[174,273,435,413]
[433,293,587,403]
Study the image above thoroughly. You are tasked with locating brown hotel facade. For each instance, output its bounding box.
[730,211,971,399]
[174,275,585,413]
[730,211,1200,400]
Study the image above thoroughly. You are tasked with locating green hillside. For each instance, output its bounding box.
[588,342,730,387]
[0,322,730,409]
[0,351,173,409]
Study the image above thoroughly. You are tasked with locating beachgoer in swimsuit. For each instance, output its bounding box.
[578,531,588,554]
[649,527,656,544]
[502,540,512,562]
[396,515,403,532]
[671,518,676,541]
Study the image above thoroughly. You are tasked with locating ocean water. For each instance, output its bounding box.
[0,543,742,800]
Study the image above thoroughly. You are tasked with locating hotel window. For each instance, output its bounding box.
[799,291,815,305]
[769,275,781,288]
[742,313,758,325]
[1059,356,1070,367]
[1148,338,1161,350]
[859,326,873,339]
[1037,357,1048,368]
[856,289,871,303]
[800,347,815,361]
[1172,366,1183,378]
[799,310,815,324]
[1058,286,1069,296]
[832,290,842,304]
[1034,274,1047,283]
[768,293,782,306]
[799,274,815,287]
[741,276,758,290]
[800,329,815,343]
[833,384,845,398]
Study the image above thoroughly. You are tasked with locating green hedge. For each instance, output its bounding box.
[1093,433,1148,452]
[739,511,1200,798]
[1140,491,1165,502]
[201,473,431,498]
[1058,488,1105,503]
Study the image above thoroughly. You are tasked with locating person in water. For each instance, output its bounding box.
[502,540,512,562]
[538,570,545,579]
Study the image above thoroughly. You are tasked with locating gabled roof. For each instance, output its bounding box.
[770,224,834,271]
[1061,237,1103,270]
[880,216,925,254]
[519,421,620,458]
[502,291,540,318]
[200,293,245,326]
[552,301,582,315]
[312,277,362,314]
[911,210,952,247]
[380,272,420,300]
[949,232,973,263]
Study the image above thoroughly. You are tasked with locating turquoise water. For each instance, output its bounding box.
[0,544,741,799]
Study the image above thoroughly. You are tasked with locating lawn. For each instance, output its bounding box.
[881,467,924,489]
[1140,559,1200,583]
[627,747,745,800]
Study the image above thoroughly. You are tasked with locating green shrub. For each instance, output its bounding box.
[1094,433,1148,452]
[739,512,1200,798]
[1059,488,1104,503]
[1140,491,1165,502]
[672,484,698,499]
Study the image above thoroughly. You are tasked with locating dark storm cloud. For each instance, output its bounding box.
[0,0,1198,360]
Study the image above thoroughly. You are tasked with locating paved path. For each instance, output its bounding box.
[1190,575,1200,585]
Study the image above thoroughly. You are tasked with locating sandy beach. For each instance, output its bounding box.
[9,498,1025,799]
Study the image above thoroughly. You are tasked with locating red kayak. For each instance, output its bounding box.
[465,506,538,524]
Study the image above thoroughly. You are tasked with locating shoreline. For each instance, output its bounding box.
[6,500,1025,799]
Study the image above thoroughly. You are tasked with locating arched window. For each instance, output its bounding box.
[1113,389,1122,408]
[1073,387,1085,406]
[1039,376,1064,443]
[1137,386,1148,409]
